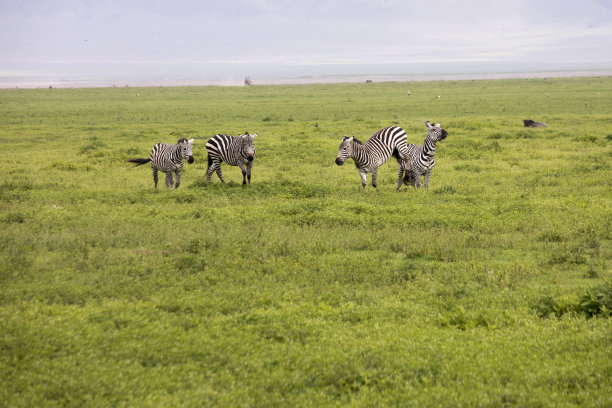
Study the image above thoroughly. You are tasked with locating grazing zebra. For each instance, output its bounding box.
[335,126,413,190]
[127,138,194,188]
[399,121,448,189]
[205,132,257,184]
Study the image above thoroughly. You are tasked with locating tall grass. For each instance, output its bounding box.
[1,77,611,406]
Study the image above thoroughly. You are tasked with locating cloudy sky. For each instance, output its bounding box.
[1,0,611,85]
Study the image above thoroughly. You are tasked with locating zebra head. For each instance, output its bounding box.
[425,121,448,141]
[177,138,195,163]
[335,136,354,165]
[241,132,257,162]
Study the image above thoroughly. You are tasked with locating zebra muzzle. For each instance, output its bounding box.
[335,157,344,165]
[187,156,194,164]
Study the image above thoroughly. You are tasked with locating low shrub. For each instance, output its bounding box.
[535,280,612,318]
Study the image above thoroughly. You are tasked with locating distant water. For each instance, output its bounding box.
[258,70,612,85]
[1,61,611,89]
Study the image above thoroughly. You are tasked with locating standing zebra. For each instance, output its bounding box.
[400,121,448,189]
[335,126,413,190]
[205,132,257,185]
[127,138,194,188]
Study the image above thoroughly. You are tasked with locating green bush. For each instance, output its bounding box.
[535,280,612,318]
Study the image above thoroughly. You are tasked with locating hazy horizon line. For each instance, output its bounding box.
[1,68,611,89]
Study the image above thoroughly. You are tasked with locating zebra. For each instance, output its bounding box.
[127,138,194,188]
[205,132,257,185]
[335,125,413,190]
[399,121,448,189]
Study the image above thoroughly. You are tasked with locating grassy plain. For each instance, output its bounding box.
[1,77,611,406]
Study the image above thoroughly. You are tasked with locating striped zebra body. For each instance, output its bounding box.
[335,126,412,190]
[401,121,448,189]
[127,138,194,188]
[205,133,257,184]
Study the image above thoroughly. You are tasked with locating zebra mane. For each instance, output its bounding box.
[352,137,363,145]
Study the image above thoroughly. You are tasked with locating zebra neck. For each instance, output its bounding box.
[350,142,368,165]
[171,145,183,162]
[237,139,246,158]
[422,138,437,158]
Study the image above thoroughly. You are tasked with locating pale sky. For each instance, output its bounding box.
[1,0,612,85]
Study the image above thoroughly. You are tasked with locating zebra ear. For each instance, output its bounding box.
[251,133,258,138]
[425,121,433,128]
[187,138,194,144]
[435,123,441,128]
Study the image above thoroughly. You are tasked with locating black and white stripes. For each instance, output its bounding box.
[128,138,194,188]
[401,121,448,189]
[335,126,413,190]
[127,121,447,191]
[205,132,257,185]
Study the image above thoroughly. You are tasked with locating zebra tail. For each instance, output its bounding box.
[127,158,151,167]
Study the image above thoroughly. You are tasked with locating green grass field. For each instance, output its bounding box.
[1,77,611,407]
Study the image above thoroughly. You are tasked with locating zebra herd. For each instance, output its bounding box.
[334,121,447,190]
[127,121,448,191]
[128,133,257,187]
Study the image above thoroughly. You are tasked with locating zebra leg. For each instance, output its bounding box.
[165,172,174,188]
[152,168,159,188]
[403,159,413,185]
[424,170,432,189]
[206,163,215,181]
[415,175,422,189]
[238,162,247,185]
[174,169,181,189]
[396,165,404,191]
[215,165,225,183]
[359,171,368,188]
[371,169,378,189]
[246,162,253,184]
